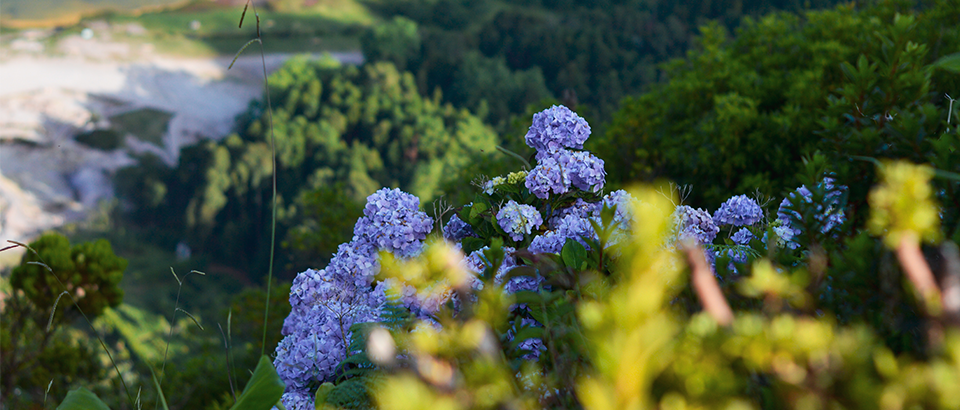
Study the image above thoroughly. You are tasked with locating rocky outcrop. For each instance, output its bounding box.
[0,27,362,251]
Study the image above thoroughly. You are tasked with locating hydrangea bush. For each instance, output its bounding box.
[273,105,960,410]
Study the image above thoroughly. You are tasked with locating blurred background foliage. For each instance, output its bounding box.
[596,0,959,229]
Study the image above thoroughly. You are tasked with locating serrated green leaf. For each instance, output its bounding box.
[561,238,588,269]
[230,355,286,410]
[57,387,111,410]
[931,52,960,73]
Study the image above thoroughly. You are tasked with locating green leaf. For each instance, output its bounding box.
[315,383,334,409]
[561,238,588,269]
[469,200,489,221]
[461,237,486,255]
[230,355,286,410]
[151,367,170,410]
[931,52,960,74]
[57,387,111,410]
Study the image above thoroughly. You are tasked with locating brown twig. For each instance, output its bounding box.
[895,233,941,310]
[683,241,733,326]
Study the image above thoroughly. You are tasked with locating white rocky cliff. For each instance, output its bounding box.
[0,24,362,259]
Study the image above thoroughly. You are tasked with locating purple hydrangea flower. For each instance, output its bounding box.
[529,213,597,255]
[524,105,591,153]
[675,205,720,245]
[354,188,433,258]
[276,188,430,391]
[731,228,754,245]
[279,388,315,410]
[713,195,763,227]
[443,213,477,242]
[565,150,606,193]
[525,157,570,199]
[552,198,600,224]
[497,200,543,241]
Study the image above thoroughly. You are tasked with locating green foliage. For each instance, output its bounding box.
[11,232,126,321]
[117,57,498,277]
[362,0,848,129]
[57,387,111,410]
[360,16,421,72]
[228,356,286,410]
[1,233,128,408]
[599,0,959,218]
[284,183,364,268]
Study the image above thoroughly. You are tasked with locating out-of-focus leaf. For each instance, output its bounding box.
[230,355,286,410]
[561,238,588,270]
[315,383,334,409]
[931,52,960,73]
[57,387,111,410]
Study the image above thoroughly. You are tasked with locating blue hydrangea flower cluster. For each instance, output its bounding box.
[731,228,754,245]
[523,106,606,199]
[713,195,763,227]
[524,105,591,153]
[497,200,544,241]
[354,188,434,258]
[274,188,433,409]
[526,149,607,199]
[443,214,477,242]
[675,205,720,245]
[530,213,597,254]
[279,389,316,410]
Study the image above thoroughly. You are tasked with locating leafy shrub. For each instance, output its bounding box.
[2,233,126,407]
[598,0,959,222]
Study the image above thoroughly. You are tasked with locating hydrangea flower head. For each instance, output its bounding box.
[497,200,543,241]
[525,157,570,199]
[524,105,591,152]
[675,205,720,245]
[713,195,763,227]
[443,214,476,242]
[731,228,754,245]
[354,188,433,257]
[565,150,606,192]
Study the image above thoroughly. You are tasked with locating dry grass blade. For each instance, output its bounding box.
[239,1,248,28]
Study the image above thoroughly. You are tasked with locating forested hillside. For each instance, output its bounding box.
[596,0,959,231]
[117,58,498,275]
[360,0,849,129]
